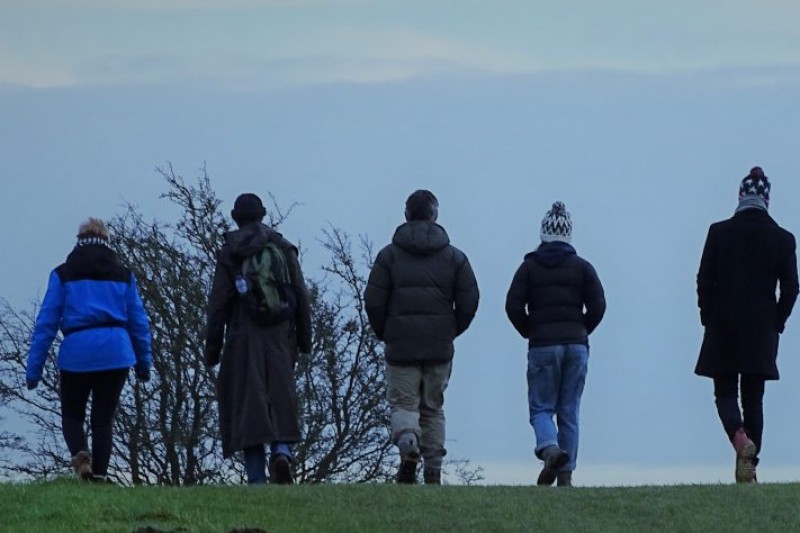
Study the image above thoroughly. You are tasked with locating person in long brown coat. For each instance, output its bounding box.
[696,166,798,484]
[204,193,312,484]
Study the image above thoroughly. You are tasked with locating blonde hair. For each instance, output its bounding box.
[77,217,110,240]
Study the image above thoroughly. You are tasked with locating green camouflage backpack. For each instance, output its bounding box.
[238,242,296,325]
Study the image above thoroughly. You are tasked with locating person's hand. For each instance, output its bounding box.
[205,351,220,368]
[26,379,39,390]
[135,367,151,382]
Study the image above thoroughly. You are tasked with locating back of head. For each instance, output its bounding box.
[739,166,771,204]
[405,189,439,222]
[540,201,573,244]
[231,193,266,227]
[77,217,110,242]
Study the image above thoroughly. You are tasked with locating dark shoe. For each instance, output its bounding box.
[423,468,441,485]
[396,457,419,484]
[537,446,570,486]
[269,454,294,485]
[556,471,573,487]
[71,451,93,481]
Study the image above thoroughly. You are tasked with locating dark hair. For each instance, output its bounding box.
[231,193,266,226]
[749,166,765,179]
[405,190,439,221]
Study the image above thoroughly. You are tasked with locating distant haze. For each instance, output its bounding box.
[2,0,800,485]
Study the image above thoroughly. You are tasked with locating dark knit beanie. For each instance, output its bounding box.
[739,166,771,202]
[231,193,266,224]
[405,190,439,221]
[540,201,573,243]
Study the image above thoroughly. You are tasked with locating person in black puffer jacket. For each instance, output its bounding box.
[505,201,605,487]
[365,190,479,485]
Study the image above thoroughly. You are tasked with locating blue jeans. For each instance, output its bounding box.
[243,442,293,484]
[527,344,589,472]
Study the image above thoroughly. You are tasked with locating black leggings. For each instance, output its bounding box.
[713,374,766,454]
[60,369,128,476]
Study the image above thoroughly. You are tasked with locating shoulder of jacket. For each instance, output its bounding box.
[579,256,598,273]
[446,244,469,264]
[778,226,796,244]
[375,243,397,263]
[54,263,68,281]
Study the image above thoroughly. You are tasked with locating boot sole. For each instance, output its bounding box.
[537,451,570,486]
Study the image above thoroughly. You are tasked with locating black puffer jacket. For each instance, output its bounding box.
[505,241,605,347]
[364,221,479,366]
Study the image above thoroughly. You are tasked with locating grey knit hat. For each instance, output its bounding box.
[540,201,572,243]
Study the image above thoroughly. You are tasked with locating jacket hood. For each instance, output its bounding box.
[526,241,577,268]
[225,222,286,260]
[392,221,450,255]
[65,244,121,277]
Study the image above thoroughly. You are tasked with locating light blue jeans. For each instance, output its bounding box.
[527,344,589,472]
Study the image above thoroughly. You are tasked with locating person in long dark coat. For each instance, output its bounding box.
[696,166,798,483]
[204,193,312,485]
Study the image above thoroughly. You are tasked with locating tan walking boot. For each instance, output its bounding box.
[732,428,757,484]
[71,451,93,481]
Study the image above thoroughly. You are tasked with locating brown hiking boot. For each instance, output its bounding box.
[537,446,570,486]
[556,471,573,487]
[423,468,441,485]
[732,428,757,484]
[71,451,93,481]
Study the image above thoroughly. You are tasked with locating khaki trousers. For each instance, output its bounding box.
[386,361,452,470]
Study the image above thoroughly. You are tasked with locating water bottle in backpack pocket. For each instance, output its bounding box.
[238,242,297,325]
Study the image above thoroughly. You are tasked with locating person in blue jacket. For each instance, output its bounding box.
[26,217,152,482]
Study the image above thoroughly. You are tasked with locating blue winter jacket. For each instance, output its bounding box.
[26,243,153,382]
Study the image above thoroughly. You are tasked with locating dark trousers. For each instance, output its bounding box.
[713,374,766,454]
[60,368,128,476]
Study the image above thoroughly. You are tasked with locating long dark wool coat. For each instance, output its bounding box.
[205,222,312,457]
[695,208,798,380]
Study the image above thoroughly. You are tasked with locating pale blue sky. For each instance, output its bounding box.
[2,1,800,486]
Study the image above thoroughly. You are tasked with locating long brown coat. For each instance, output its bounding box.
[205,222,312,458]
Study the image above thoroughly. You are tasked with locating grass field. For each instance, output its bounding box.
[2,478,799,532]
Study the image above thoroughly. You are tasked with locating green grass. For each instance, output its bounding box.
[2,478,799,532]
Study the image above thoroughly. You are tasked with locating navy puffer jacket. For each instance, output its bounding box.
[505,241,605,347]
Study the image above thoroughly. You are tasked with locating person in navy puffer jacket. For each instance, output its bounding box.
[505,201,605,488]
[26,217,152,482]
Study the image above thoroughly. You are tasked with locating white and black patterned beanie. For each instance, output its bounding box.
[76,217,111,247]
[739,166,771,203]
[540,201,572,243]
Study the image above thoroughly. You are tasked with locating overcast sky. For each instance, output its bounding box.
[2,0,800,486]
